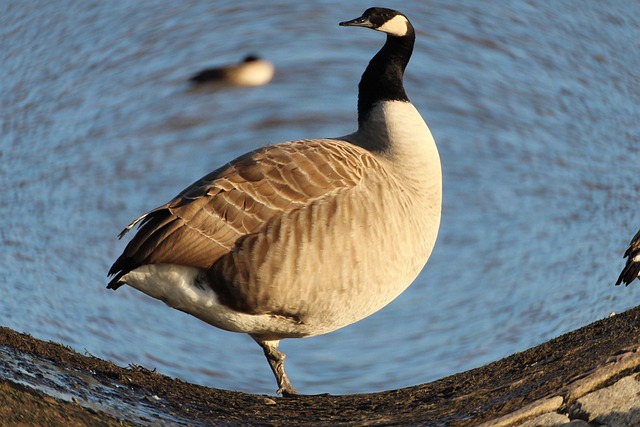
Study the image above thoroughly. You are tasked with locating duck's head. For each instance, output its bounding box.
[339,7,411,37]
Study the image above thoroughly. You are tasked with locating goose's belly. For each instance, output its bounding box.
[231,184,442,337]
[123,183,441,340]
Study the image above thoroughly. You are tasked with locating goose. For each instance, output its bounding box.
[615,228,640,286]
[108,7,442,396]
[189,54,275,87]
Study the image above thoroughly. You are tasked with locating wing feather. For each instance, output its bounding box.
[108,139,368,287]
[616,228,640,286]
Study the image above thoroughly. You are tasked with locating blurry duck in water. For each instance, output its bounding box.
[189,55,275,87]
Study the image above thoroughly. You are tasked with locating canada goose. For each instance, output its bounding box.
[108,7,442,396]
[189,55,275,87]
[615,228,640,286]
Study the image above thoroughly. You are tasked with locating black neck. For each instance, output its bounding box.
[357,27,415,128]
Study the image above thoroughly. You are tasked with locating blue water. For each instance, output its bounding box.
[2,0,640,395]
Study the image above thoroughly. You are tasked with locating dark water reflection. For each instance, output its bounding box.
[2,1,640,394]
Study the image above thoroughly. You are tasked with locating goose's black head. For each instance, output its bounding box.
[339,7,411,38]
[339,8,416,130]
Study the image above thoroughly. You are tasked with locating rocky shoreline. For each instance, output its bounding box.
[2,305,640,426]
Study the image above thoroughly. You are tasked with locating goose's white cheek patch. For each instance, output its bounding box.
[377,15,409,37]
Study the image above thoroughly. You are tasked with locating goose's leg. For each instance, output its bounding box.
[253,337,298,396]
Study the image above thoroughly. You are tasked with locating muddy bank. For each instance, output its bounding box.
[2,306,640,426]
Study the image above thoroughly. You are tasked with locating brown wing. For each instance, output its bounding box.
[108,138,367,288]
